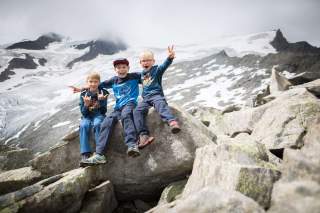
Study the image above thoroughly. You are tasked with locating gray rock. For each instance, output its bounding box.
[269,180,320,213]
[148,186,265,213]
[30,139,81,177]
[158,179,187,205]
[0,167,100,213]
[0,148,33,171]
[30,106,214,201]
[251,88,320,149]
[134,200,153,212]
[182,140,280,209]
[80,180,118,213]
[293,79,320,97]
[269,66,293,94]
[0,167,42,195]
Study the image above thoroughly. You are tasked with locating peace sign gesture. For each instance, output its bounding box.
[98,90,108,100]
[82,93,91,107]
[167,45,175,59]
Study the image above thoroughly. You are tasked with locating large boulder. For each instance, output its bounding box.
[269,180,320,213]
[269,118,320,212]
[269,66,293,94]
[190,87,320,150]
[148,186,265,213]
[0,147,33,171]
[0,167,42,195]
[157,179,187,206]
[182,138,280,209]
[0,167,108,213]
[30,106,215,201]
[79,180,117,213]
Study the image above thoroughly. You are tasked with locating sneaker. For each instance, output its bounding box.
[80,154,107,166]
[127,145,140,157]
[81,153,91,161]
[138,134,155,149]
[169,120,181,134]
[79,153,91,167]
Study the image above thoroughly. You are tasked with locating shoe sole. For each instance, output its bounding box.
[79,160,107,167]
[171,127,181,134]
[127,150,140,157]
[138,137,155,149]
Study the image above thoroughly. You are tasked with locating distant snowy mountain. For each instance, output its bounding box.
[1,29,319,153]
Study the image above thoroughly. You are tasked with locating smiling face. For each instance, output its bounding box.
[114,64,129,78]
[87,77,100,92]
[140,51,155,71]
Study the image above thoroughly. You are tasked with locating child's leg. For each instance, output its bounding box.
[79,118,92,154]
[152,95,176,122]
[120,102,137,148]
[93,115,105,145]
[133,99,151,136]
[95,112,119,155]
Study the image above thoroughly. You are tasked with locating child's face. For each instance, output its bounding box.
[114,64,129,78]
[140,54,155,71]
[87,78,100,91]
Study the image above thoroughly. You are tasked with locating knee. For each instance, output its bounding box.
[101,116,116,129]
[80,119,90,129]
[121,111,132,120]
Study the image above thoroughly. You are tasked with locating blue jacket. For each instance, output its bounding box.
[80,88,109,118]
[99,72,141,110]
[141,57,173,98]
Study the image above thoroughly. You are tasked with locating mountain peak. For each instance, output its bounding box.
[6,32,63,50]
[270,29,289,52]
[270,29,320,54]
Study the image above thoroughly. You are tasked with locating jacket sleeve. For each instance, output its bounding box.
[157,57,173,75]
[79,92,89,117]
[98,77,113,90]
[99,88,108,115]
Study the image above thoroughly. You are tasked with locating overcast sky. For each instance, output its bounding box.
[0,0,319,47]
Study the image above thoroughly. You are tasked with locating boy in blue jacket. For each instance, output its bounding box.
[133,46,181,149]
[79,72,108,164]
[82,58,142,165]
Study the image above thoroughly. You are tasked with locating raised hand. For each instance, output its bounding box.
[82,94,91,107]
[167,45,175,59]
[68,86,81,93]
[98,91,108,100]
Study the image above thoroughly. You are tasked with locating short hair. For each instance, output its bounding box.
[86,72,100,81]
[139,50,154,59]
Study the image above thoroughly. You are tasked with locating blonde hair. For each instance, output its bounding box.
[86,72,101,81]
[139,50,154,59]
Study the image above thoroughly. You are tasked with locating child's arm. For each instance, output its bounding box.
[158,45,175,74]
[98,89,108,115]
[98,78,113,90]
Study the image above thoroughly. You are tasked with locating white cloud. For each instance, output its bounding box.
[0,0,319,47]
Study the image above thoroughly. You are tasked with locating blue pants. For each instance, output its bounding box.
[79,115,105,154]
[133,94,175,136]
[96,102,137,155]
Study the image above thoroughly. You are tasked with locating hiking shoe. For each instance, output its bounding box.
[81,153,91,161]
[80,154,107,166]
[169,120,181,134]
[127,145,140,157]
[138,134,155,149]
[79,153,92,167]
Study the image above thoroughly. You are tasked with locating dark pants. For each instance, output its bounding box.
[96,102,137,155]
[133,94,175,136]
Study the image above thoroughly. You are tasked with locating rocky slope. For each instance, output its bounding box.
[0,30,320,212]
[0,75,319,212]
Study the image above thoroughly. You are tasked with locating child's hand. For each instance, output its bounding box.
[98,91,108,100]
[167,45,175,59]
[68,86,81,93]
[83,94,91,107]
